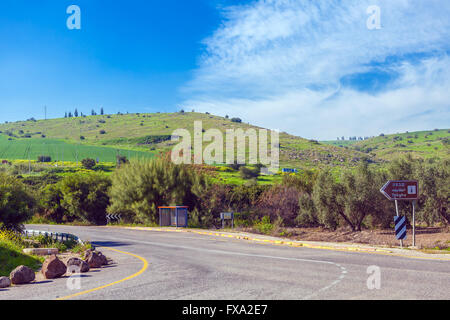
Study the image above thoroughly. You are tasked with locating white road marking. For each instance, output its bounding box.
[95,234,348,300]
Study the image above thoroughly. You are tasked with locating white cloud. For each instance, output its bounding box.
[182,0,450,139]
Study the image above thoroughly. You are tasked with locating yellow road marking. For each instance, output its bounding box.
[57,247,148,300]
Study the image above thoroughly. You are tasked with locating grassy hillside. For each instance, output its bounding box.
[0,112,368,169]
[323,129,450,161]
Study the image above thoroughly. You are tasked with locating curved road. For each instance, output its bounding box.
[1,225,449,300]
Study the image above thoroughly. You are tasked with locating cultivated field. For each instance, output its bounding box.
[0,135,155,163]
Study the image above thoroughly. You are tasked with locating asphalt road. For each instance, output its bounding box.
[1,225,449,300]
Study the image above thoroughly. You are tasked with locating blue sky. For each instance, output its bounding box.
[0,0,228,117]
[1,0,449,139]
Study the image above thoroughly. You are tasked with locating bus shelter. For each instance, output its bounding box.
[158,206,189,228]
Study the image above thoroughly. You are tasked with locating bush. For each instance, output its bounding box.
[282,170,317,195]
[228,162,244,171]
[116,155,129,167]
[38,155,52,162]
[81,158,96,170]
[296,193,318,227]
[254,216,274,235]
[231,117,242,123]
[256,185,300,227]
[312,164,390,231]
[239,166,260,180]
[339,163,388,231]
[229,184,268,213]
[108,157,209,225]
[194,184,233,228]
[0,173,36,231]
[413,159,449,225]
[41,173,111,225]
[312,170,342,230]
[21,173,62,191]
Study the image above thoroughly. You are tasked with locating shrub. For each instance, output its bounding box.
[41,173,111,225]
[312,170,343,230]
[194,184,233,228]
[37,155,52,162]
[231,117,242,123]
[312,164,391,231]
[40,184,67,223]
[254,216,274,235]
[256,185,300,227]
[229,185,268,213]
[81,158,96,170]
[108,157,209,225]
[239,166,259,180]
[228,162,244,171]
[99,130,106,135]
[282,170,317,195]
[0,173,36,231]
[414,158,450,225]
[339,163,388,231]
[116,155,129,167]
[296,193,318,227]
[21,173,62,191]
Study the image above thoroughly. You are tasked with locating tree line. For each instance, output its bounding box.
[65,107,104,118]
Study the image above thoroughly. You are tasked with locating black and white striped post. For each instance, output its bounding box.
[394,213,407,248]
[394,200,405,248]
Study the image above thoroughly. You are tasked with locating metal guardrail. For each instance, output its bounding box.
[23,229,83,244]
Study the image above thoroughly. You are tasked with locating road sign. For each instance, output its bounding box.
[106,214,122,223]
[220,212,234,220]
[380,180,418,201]
[220,212,234,229]
[394,216,407,240]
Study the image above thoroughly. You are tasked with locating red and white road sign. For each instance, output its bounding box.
[380,180,419,201]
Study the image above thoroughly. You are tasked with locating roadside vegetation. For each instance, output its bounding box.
[0,153,447,240]
[0,230,43,276]
[0,229,92,277]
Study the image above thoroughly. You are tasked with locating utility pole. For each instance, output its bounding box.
[44,105,47,120]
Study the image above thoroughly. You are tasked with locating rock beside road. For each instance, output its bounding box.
[85,250,108,268]
[10,265,35,285]
[67,257,90,273]
[0,276,11,288]
[41,255,67,279]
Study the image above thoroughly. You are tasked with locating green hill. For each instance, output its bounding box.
[0,112,368,169]
[322,129,450,161]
